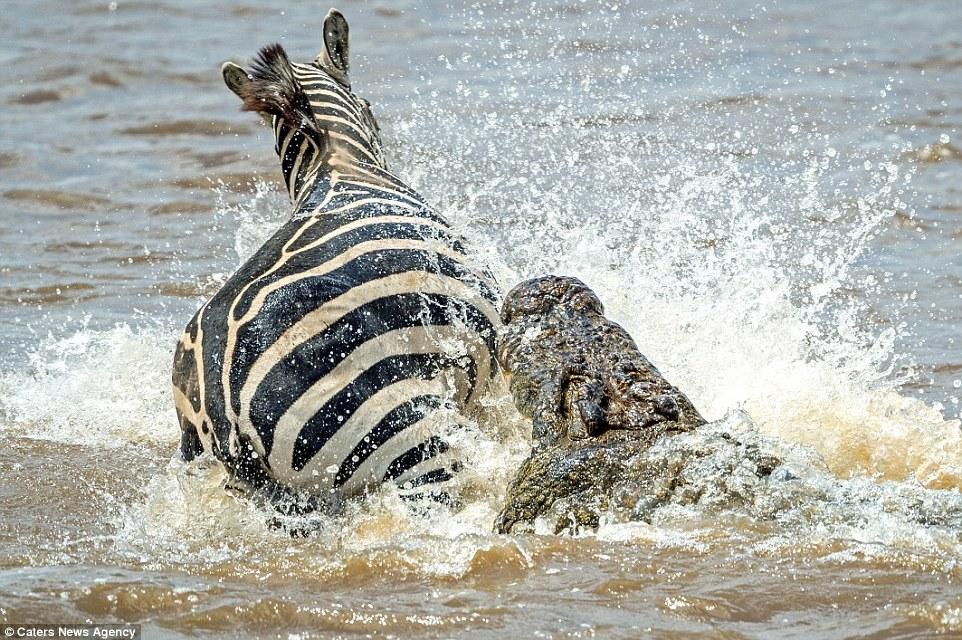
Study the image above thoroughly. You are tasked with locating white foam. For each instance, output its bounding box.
[212,178,289,264]
[0,324,179,448]
[112,453,536,578]
[420,120,962,492]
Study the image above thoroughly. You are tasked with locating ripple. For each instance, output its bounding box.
[169,172,281,191]
[148,201,211,215]
[44,240,127,252]
[229,5,273,17]
[153,282,209,298]
[89,72,123,88]
[37,65,82,81]
[119,120,253,137]
[3,189,112,211]
[190,150,247,169]
[0,283,97,305]
[10,90,62,105]
[101,251,176,266]
[909,56,962,71]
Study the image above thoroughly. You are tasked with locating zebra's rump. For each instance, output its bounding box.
[198,202,501,496]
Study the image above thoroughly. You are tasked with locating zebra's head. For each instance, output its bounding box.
[221,9,387,203]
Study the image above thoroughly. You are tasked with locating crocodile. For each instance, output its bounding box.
[495,276,781,533]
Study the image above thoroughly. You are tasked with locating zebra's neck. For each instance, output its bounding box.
[274,117,328,203]
[292,156,429,218]
[274,121,393,206]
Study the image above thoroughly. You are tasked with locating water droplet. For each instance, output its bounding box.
[939,134,951,145]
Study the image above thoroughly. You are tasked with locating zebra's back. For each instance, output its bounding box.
[175,199,501,498]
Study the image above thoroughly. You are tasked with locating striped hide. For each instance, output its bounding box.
[171,9,501,507]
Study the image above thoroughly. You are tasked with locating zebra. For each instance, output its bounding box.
[171,9,502,512]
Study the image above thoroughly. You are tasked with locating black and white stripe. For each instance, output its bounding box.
[172,10,501,504]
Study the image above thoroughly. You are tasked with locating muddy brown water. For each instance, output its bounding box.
[2,1,962,637]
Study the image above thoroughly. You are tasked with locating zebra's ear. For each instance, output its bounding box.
[317,8,350,87]
[222,61,252,99]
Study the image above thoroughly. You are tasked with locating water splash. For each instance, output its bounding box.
[212,178,289,265]
[0,323,177,448]
[112,455,537,581]
[387,31,956,492]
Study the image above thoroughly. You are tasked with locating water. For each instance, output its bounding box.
[2,0,962,636]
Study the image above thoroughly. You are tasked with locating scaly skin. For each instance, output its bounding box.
[495,276,716,533]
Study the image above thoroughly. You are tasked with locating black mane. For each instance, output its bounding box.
[239,44,323,144]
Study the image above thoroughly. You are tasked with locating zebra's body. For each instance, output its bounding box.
[172,10,501,505]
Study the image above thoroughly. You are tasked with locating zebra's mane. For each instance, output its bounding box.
[239,44,324,144]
